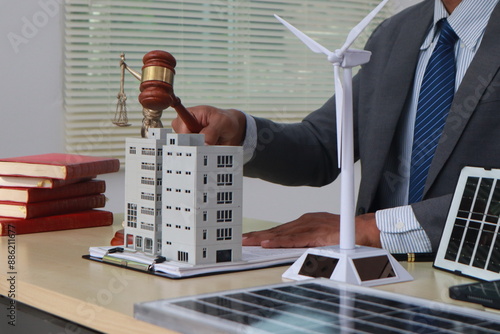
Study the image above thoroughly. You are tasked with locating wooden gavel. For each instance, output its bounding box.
[138,50,202,133]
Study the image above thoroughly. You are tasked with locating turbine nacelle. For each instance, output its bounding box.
[329,49,372,68]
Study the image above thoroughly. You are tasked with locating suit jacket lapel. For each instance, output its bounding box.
[424,3,500,196]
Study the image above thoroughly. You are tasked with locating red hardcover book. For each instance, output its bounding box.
[0,176,95,188]
[0,153,120,180]
[0,194,106,219]
[0,179,106,203]
[0,210,113,235]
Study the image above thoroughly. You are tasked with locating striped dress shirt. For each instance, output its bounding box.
[376,0,499,253]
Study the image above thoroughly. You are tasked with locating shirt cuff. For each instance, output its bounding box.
[242,112,257,164]
[375,205,433,253]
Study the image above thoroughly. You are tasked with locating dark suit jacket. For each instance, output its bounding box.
[244,0,500,250]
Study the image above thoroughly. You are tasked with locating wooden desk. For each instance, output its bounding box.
[0,216,492,333]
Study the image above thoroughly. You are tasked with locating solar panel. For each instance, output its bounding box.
[434,166,500,281]
[134,279,500,333]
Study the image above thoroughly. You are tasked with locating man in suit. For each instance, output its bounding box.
[172,0,500,253]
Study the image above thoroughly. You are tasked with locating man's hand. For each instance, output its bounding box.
[171,105,246,146]
[242,212,381,249]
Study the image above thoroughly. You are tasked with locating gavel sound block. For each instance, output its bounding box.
[139,50,202,133]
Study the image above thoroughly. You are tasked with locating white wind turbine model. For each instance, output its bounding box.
[280,0,413,286]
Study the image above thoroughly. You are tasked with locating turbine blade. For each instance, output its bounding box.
[274,14,332,56]
[334,65,343,168]
[339,0,389,54]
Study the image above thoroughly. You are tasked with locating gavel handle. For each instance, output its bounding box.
[171,97,203,133]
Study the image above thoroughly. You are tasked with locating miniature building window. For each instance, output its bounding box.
[141,222,154,231]
[145,238,153,253]
[176,189,181,192]
[185,208,191,212]
[141,192,155,201]
[217,192,233,204]
[203,193,207,203]
[166,188,172,192]
[170,138,176,145]
[167,152,173,156]
[216,249,232,263]
[166,206,172,210]
[129,146,136,154]
[157,178,162,186]
[185,226,191,230]
[203,174,208,184]
[203,248,207,258]
[185,190,191,194]
[136,236,142,248]
[178,251,189,262]
[141,177,155,185]
[217,210,233,222]
[203,155,208,166]
[203,229,207,240]
[166,223,172,227]
[141,207,155,216]
[166,170,172,174]
[217,155,233,167]
[203,211,207,221]
[176,225,181,229]
[175,207,181,211]
[157,194,162,201]
[176,152,182,156]
[186,171,191,175]
[166,241,172,245]
[141,148,155,156]
[157,148,163,156]
[187,153,192,157]
[127,203,137,228]
[141,162,155,170]
[157,164,162,171]
[176,171,182,174]
[216,228,232,240]
[217,173,233,186]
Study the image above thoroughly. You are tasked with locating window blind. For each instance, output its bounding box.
[64,0,396,161]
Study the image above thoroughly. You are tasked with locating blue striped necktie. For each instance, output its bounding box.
[408,19,458,204]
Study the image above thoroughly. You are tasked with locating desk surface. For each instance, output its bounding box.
[0,216,493,333]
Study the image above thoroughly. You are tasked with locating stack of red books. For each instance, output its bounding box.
[0,153,120,235]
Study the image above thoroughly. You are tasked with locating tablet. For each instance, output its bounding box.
[434,166,500,281]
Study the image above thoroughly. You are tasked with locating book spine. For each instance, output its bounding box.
[65,160,120,179]
[23,194,107,219]
[0,210,113,235]
[48,177,96,188]
[25,180,106,203]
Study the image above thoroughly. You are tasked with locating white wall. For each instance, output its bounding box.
[0,0,64,157]
[0,0,419,224]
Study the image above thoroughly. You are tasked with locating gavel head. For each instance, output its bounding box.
[138,50,177,111]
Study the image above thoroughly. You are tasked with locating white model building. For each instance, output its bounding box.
[124,128,168,256]
[124,128,243,265]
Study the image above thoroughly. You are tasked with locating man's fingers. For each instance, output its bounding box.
[260,235,311,248]
[200,127,221,145]
[242,230,276,246]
